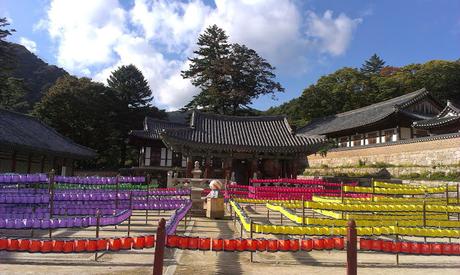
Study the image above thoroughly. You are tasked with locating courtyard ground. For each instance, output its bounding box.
[0,205,459,275]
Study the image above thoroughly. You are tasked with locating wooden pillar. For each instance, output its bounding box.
[40,156,46,173]
[204,157,212,178]
[11,151,17,172]
[27,153,33,173]
[186,157,193,178]
[292,160,299,179]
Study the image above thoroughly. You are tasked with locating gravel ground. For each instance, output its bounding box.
[1,205,459,275]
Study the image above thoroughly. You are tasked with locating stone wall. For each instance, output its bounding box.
[308,134,460,168]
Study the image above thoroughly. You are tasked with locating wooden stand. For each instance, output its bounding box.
[205,197,224,219]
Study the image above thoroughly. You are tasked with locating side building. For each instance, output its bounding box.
[128,111,324,184]
[298,88,460,170]
[0,108,96,175]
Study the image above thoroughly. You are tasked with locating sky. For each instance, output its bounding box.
[2,0,460,111]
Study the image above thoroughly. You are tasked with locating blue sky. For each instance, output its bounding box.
[3,0,460,111]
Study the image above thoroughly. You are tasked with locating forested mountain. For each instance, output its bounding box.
[266,58,460,127]
[5,42,68,106]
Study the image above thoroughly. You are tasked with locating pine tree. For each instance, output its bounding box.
[182,25,283,115]
[107,64,164,167]
[0,77,29,112]
[182,24,231,113]
[361,54,385,75]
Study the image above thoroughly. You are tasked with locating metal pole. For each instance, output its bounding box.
[128,191,133,237]
[423,198,427,242]
[346,219,357,275]
[115,175,120,209]
[371,178,375,202]
[250,219,254,263]
[395,221,399,265]
[146,174,151,224]
[48,169,55,238]
[95,210,101,261]
[153,218,166,275]
[341,181,344,203]
[302,195,305,225]
[446,183,449,205]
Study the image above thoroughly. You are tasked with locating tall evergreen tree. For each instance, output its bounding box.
[182,24,231,113]
[360,54,385,75]
[182,25,283,115]
[107,64,165,166]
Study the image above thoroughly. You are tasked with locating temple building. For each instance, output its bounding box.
[298,88,447,148]
[0,108,96,175]
[412,100,460,135]
[301,88,460,169]
[128,111,323,184]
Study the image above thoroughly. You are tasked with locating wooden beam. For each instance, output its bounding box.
[40,156,46,173]
[27,153,32,173]
[11,151,17,172]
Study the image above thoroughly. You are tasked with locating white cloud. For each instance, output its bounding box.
[19,37,38,53]
[306,10,362,56]
[38,0,362,110]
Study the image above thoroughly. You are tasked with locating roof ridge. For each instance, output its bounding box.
[192,110,286,121]
[145,116,186,125]
[0,107,96,156]
[335,88,427,117]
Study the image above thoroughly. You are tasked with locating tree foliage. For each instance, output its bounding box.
[182,25,283,115]
[107,65,165,167]
[360,53,385,75]
[266,59,460,127]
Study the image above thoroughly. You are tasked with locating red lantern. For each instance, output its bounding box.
[199,238,211,251]
[109,238,122,251]
[224,239,236,251]
[256,239,267,252]
[334,237,344,250]
[188,237,199,250]
[267,239,278,252]
[212,239,223,251]
[371,239,383,251]
[41,240,53,253]
[7,239,19,251]
[18,239,30,251]
[301,239,313,251]
[133,236,146,250]
[166,235,179,248]
[29,240,42,253]
[75,239,88,252]
[313,238,325,250]
[441,243,453,255]
[432,243,442,255]
[409,242,421,254]
[144,235,155,248]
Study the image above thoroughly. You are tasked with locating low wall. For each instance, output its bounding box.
[308,133,460,168]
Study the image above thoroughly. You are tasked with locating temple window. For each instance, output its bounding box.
[338,137,349,147]
[160,148,173,167]
[352,135,362,147]
[144,147,151,166]
[366,132,378,145]
[383,129,394,143]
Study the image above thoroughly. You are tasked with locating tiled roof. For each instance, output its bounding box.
[413,101,460,129]
[0,108,96,158]
[129,117,187,140]
[160,111,324,154]
[298,88,437,135]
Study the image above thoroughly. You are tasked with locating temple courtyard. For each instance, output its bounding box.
[1,206,459,275]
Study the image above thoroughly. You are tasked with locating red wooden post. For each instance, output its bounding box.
[347,219,357,275]
[153,218,166,275]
